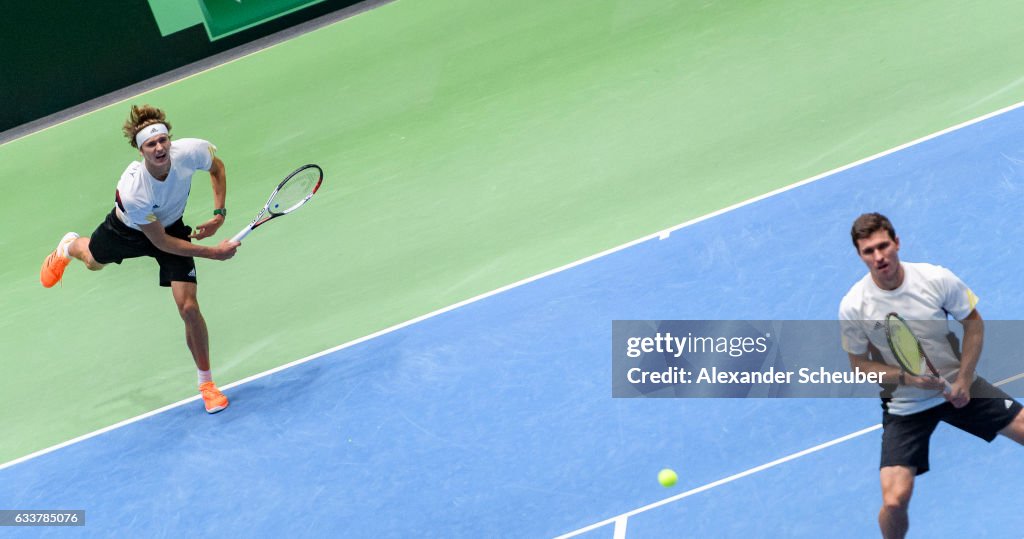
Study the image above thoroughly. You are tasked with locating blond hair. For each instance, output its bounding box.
[122,105,172,148]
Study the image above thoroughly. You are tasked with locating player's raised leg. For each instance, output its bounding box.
[998,408,1024,444]
[67,236,106,271]
[171,280,229,413]
[879,465,915,539]
[40,233,108,288]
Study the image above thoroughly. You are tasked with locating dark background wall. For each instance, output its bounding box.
[0,0,365,133]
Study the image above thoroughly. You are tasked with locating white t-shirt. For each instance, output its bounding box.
[114,138,217,230]
[839,262,980,415]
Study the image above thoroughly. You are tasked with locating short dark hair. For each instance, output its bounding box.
[851,212,896,250]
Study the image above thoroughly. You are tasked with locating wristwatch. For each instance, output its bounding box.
[213,208,227,217]
[898,372,906,386]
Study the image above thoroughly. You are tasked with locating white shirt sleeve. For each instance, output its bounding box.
[174,138,217,171]
[934,266,979,320]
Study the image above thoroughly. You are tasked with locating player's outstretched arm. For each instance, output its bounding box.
[140,221,239,260]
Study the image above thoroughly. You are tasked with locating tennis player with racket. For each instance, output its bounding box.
[40,105,239,414]
[839,213,1024,538]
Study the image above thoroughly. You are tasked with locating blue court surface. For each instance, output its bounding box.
[4,104,1024,537]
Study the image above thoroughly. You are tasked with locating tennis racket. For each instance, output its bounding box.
[884,312,952,394]
[230,164,323,243]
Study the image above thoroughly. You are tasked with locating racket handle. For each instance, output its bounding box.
[230,226,253,243]
[931,369,954,395]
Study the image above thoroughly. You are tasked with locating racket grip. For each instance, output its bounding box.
[230,226,253,243]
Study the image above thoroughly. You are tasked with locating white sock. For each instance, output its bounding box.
[61,233,80,258]
[198,369,213,385]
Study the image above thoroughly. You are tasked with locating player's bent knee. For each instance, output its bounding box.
[882,489,911,511]
[879,467,914,510]
[177,300,201,321]
[881,479,913,510]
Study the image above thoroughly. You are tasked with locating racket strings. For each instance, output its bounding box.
[270,169,319,214]
[887,320,923,374]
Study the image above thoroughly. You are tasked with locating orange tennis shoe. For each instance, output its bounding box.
[40,232,79,288]
[199,381,229,414]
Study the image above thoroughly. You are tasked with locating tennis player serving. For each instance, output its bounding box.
[839,213,1024,538]
[40,104,240,414]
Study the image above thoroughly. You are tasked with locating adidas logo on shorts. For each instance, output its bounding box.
[187,268,196,278]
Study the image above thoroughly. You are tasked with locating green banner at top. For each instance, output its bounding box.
[149,0,326,40]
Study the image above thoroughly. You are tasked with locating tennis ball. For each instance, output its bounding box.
[658,468,677,487]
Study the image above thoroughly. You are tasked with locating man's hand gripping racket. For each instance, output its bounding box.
[884,312,953,396]
[231,164,323,243]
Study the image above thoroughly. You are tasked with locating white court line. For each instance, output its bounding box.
[612,516,628,539]
[555,425,883,539]
[555,372,1024,539]
[3,99,1024,472]
[649,99,1024,241]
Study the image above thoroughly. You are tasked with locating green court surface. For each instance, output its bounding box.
[3,0,1024,464]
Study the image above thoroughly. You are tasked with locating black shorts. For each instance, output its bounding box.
[880,377,1023,475]
[89,209,197,287]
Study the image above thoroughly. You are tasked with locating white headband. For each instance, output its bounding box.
[135,123,169,147]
